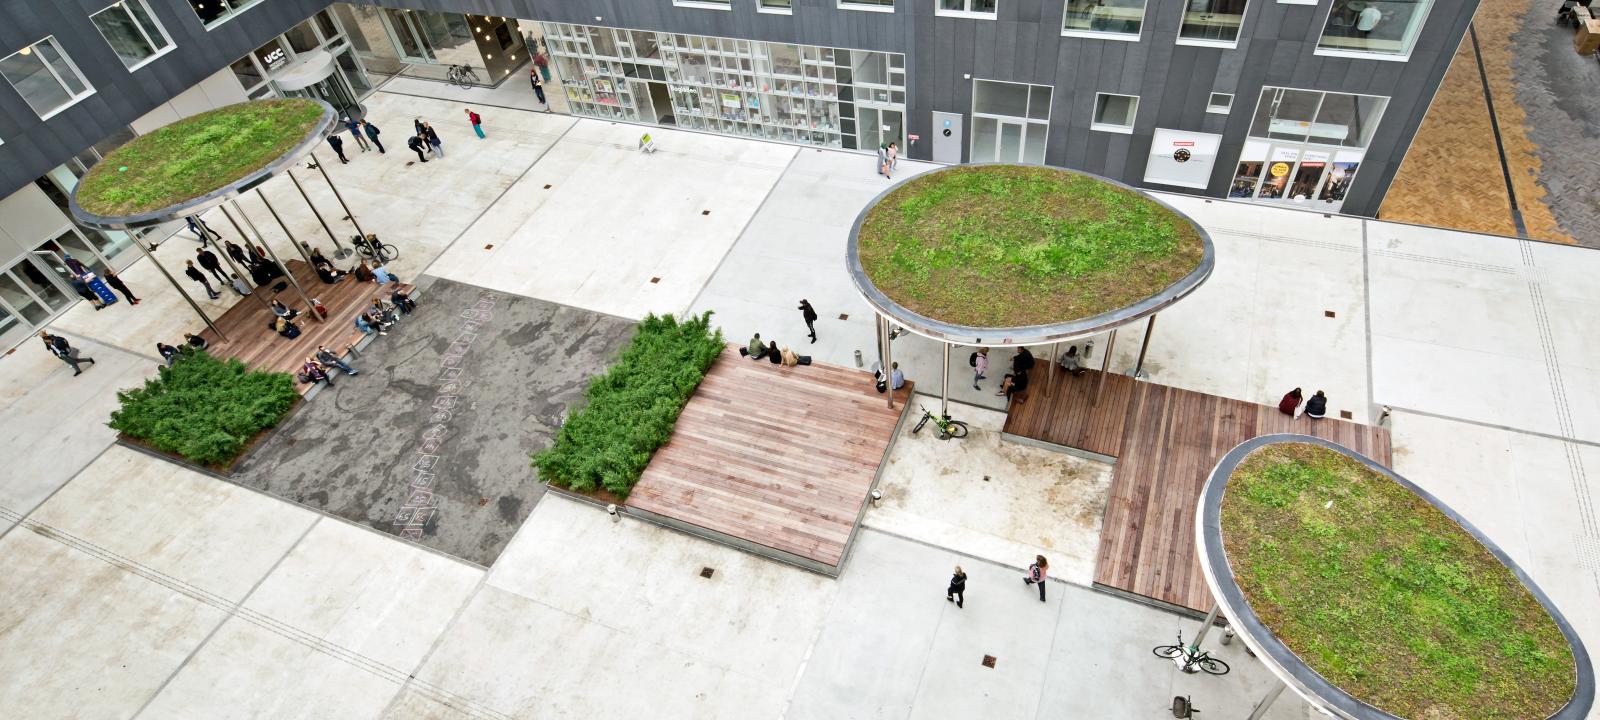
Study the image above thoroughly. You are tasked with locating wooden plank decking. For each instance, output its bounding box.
[195,260,413,394]
[626,346,911,570]
[1003,366,1392,613]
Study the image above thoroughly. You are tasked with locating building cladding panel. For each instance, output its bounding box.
[0,0,1479,216]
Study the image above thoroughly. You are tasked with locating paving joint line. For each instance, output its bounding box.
[1469,22,1530,239]
[686,148,802,315]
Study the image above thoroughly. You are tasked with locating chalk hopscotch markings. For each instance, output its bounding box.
[394,292,498,541]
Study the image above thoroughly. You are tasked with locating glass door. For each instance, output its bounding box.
[1255,146,1301,200]
[40,231,110,277]
[0,267,61,327]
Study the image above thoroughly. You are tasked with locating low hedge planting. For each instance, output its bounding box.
[109,351,299,467]
[533,312,724,497]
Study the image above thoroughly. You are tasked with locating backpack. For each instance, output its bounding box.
[968,351,978,367]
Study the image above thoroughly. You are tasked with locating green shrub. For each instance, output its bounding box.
[533,312,724,497]
[108,351,298,467]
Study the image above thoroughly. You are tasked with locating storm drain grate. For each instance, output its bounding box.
[1339,410,1353,420]
[702,210,711,216]
[700,567,715,579]
[838,313,849,321]
[484,244,494,250]
[543,184,552,189]
[1324,310,1336,318]
[650,277,661,284]
[982,655,997,668]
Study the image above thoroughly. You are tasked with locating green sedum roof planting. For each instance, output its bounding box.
[855,165,1204,329]
[1221,442,1576,720]
[75,99,325,218]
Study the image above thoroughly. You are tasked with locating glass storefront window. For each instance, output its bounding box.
[90,0,174,70]
[1063,0,1148,37]
[284,19,322,54]
[1318,0,1431,57]
[1234,88,1387,210]
[314,10,342,43]
[229,55,263,89]
[1248,88,1322,142]
[1179,0,1251,44]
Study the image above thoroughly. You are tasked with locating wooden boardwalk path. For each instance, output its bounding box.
[626,346,911,573]
[1003,366,1391,613]
[196,260,413,395]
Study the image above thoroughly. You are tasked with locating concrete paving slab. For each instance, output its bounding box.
[241,518,483,672]
[426,119,796,321]
[864,397,1111,585]
[0,528,227,719]
[231,278,634,565]
[0,337,153,529]
[28,445,318,603]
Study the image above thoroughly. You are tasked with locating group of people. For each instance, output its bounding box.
[742,332,805,367]
[970,346,1037,401]
[298,344,360,388]
[325,110,487,166]
[180,221,284,299]
[945,554,1053,608]
[877,142,900,179]
[1277,387,1330,420]
[155,333,210,366]
[355,291,414,337]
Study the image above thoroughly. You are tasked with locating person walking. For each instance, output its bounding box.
[946,566,967,608]
[797,299,819,343]
[876,142,887,176]
[465,108,485,139]
[407,134,429,163]
[530,69,547,107]
[343,115,370,151]
[184,260,219,299]
[185,216,219,242]
[422,122,444,158]
[102,268,140,305]
[886,141,899,178]
[362,119,385,154]
[40,331,95,376]
[972,346,989,389]
[196,247,228,285]
[327,133,349,164]
[315,345,358,376]
[1023,555,1049,602]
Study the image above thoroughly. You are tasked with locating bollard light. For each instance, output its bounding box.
[870,490,882,507]
[606,503,619,523]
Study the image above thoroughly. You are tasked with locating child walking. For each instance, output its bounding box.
[1023,555,1049,602]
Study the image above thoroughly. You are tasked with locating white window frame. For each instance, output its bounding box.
[1091,92,1139,134]
[969,78,1052,163]
[90,0,176,72]
[1206,92,1233,114]
[936,0,997,19]
[190,0,263,30]
[759,0,794,14]
[1278,0,1317,5]
[1175,0,1252,49]
[1,36,97,120]
[1060,0,1148,42]
[840,0,897,13]
[1313,0,1432,62]
[674,0,733,9]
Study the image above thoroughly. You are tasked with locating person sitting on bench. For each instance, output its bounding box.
[998,369,1029,399]
[1304,390,1328,419]
[1058,345,1088,376]
[301,357,332,386]
[743,332,769,360]
[766,340,781,365]
[270,300,299,319]
[391,287,417,314]
[183,333,208,350]
[275,316,302,339]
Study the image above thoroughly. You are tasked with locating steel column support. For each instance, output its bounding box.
[229,201,322,323]
[286,169,346,257]
[1093,328,1118,406]
[131,233,225,341]
[1131,314,1157,380]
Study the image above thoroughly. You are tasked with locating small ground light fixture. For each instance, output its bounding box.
[870,490,882,506]
[606,503,619,522]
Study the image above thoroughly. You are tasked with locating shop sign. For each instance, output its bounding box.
[1269,162,1291,177]
[720,92,742,109]
[263,48,287,70]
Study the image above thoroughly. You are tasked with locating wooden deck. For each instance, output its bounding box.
[626,346,911,572]
[195,260,414,394]
[1003,366,1392,614]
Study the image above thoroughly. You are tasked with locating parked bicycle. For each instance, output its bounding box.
[351,233,399,263]
[1152,630,1230,676]
[911,405,968,440]
[446,63,479,89]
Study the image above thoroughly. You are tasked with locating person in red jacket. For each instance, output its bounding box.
[1278,387,1303,416]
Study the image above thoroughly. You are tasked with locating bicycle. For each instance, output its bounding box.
[1152,630,1230,676]
[911,404,968,440]
[351,233,399,263]
[445,64,478,89]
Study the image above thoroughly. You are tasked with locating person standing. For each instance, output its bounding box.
[876,142,887,176]
[327,133,349,164]
[797,299,819,343]
[196,247,228,285]
[407,134,429,163]
[224,240,249,268]
[1023,555,1049,602]
[362,119,385,154]
[422,122,444,158]
[70,277,106,310]
[40,331,95,376]
[534,48,550,81]
[885,142,899,179]
[343,116,370,151]
[157,342,180,366]
[946,566,967,608]
[465,108,485,139]
[530,69,547,107]
[103,269,140,305]
[972,347,989,389]
[185,216,219,242]
[184,260,219,299]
